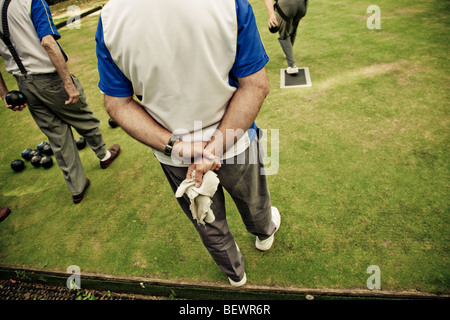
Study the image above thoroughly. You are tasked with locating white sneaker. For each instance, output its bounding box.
[286,65,299,74]
[229,272,247,287]
[228,244,247,287]
[255,207,281,251]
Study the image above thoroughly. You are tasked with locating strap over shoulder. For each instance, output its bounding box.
[273,1,289,22]
[1,0,27,74]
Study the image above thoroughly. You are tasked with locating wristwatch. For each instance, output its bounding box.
[164,134,180,156]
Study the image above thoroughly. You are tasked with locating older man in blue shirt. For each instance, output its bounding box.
[0,0,120,203]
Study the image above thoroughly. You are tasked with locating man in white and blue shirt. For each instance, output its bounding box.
[0,0,120,203]
[97,0,281,286]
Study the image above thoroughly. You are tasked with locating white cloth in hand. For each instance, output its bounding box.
[175,170,220,226]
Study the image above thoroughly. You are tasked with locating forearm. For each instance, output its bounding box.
[41,35,79,104]
[41,35,72,85]
[0,73,8,100]
[264,0,278,27]
[206,67,270,158]
[264,0,275,16]
[104,95,171,152]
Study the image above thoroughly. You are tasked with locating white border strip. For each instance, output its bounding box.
[280,67,312,89]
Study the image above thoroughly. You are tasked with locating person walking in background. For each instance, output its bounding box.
[264,0,308,74]
[96,0,281,287]
[0,0,120,204]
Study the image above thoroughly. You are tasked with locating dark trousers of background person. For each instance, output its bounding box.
[276,0,308,68]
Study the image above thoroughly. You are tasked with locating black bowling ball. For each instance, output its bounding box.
[269,25,279,33]
[11,159,25,172]
[31,155,42,167]
[21,148,33,161]
[5,90,27,107]
[29,149,40,158]
[40,156,53,169]
[76,137,86,150]
[108,118,119,128]
[41,144,53,156]
[37,141,49,152]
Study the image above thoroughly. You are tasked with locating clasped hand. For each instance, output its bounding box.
[172,140,221,188]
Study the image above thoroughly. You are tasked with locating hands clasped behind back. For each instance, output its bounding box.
[172,140,222,188]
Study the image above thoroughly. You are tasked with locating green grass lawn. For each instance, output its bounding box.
[0,0,448,295]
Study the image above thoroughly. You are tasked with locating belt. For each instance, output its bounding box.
[274,2,289,22]
[14,72,58,81]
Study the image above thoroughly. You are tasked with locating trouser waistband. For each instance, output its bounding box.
[14,72,58,81]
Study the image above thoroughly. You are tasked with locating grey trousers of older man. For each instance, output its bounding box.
[161,134,277,283]
[15,72,107,196]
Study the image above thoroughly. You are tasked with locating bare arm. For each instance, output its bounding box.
[41,35,79,104]
[0,73,9,102]
[104,95,208,160]
[104,95,171,151]
[264,0,278,28]
[206,67,270,157]
[188,67,270,186]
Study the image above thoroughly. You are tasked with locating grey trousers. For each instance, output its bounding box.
[15,73,106,196]
[276,0,308,67]
[161,135,276,282]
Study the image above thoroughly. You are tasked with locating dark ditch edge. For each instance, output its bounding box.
[1,266,448,301]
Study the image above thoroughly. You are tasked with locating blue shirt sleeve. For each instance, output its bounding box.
[30,0,60,40]
[231,0,268,139]
[95,17,134,97]
[230,0,269,83]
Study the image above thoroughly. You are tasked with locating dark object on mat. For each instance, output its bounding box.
[284,69,308,86]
